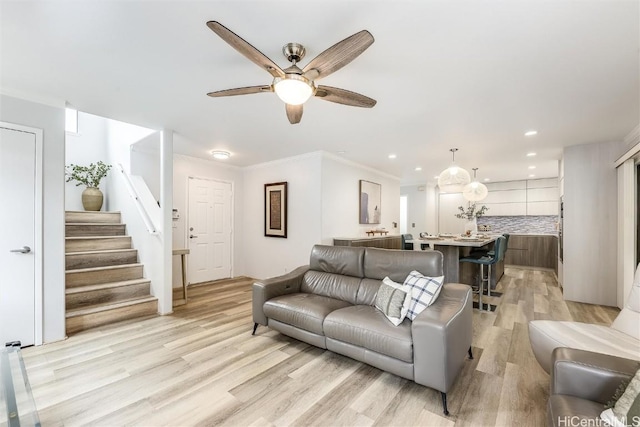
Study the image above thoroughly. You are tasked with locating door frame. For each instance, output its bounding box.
[0,121,43,346]
[185,176,235,280]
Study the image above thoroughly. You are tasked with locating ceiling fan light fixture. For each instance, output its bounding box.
[437,148,470,193]
[274,75,315,106]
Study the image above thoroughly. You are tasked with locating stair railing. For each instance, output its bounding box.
[117,163,158,234]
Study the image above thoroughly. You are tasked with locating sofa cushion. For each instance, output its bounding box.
[301,271,362,305]
[310,245,365,278]
[324,305,413,363]
[264,293,351,335]
[363,247,443,282]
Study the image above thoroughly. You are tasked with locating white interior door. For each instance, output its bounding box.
[187,178,232,283]
[0,126,39,347]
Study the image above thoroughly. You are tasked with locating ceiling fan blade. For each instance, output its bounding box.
[286,104,303,124]
[207,21,285,79]
[315,85,377,108]
[207,85,272,97]
[302,30,374,81]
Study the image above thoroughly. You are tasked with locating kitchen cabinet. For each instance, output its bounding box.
[504,234,558,273]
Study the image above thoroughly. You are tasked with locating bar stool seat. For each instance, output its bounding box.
[460,236,506,312]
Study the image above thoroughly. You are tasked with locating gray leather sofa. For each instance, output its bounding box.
[547,347,640,427]
[252,244,473,415]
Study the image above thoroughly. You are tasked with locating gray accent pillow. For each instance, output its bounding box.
[374,277,412,326]
[601,368,640,427]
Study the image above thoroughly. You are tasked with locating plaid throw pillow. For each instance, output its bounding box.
[403,270,445,321]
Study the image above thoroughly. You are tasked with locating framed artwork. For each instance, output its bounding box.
[359,180,381,224]
[265,182,288,238]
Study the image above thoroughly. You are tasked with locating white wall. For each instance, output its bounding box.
[104,122,173,314]
[131,133,161,203]
[563,140,621,306]
[243,153,323,279]
[400,184,428,236]
[0,94,66,343]
[173,153,245,286]
[65,112,109,211]
[322,153,401,243]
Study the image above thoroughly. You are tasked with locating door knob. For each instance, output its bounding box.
[189,235,198,239]
[10,246,31,254]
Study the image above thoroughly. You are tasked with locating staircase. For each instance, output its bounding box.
[65,211,158,335]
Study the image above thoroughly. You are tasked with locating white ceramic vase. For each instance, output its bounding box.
[464,217,478,235]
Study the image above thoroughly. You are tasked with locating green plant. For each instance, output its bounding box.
[65,161,112,188]
[455,203,488,220]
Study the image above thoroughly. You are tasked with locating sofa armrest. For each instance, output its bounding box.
[551,347,640,404]
[252,265,309,325]
[412,283,473,393]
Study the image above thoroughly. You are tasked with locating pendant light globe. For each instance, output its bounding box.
[437,148,471,193]
[463,167,489,201]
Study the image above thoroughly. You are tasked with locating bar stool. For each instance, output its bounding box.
[401,234,414,250]
[460,236,506,312]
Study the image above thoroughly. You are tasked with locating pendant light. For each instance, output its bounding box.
[437,148,471,193]
[463,167,489,201]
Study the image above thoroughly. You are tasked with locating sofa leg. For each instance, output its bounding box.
[252,323,259,335]
[468,347,474,359]
[440,392,449,416]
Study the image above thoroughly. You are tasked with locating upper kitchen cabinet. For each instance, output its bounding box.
[482,178,558,216]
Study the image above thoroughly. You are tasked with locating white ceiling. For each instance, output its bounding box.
[1,1,638,185]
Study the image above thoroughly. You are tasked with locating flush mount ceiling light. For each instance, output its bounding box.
[463,167,489,202]
[211,150,231,160]
[437,148,470,193]
[525,130,538,136]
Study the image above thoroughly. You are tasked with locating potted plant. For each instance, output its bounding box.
[455,203,488,235]
[66,161,112,211]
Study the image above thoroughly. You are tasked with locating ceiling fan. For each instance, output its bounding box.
[206,21,377,124]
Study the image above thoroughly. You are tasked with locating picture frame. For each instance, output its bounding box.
[359,180,381,224]
[265,182,288,238]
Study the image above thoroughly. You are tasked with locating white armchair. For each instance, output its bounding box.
[528,264,640,373]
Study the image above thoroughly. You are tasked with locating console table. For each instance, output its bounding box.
[333,235,401,249]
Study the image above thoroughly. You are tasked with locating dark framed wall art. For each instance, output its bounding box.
[359,180,381,224]
[265,182,288,238]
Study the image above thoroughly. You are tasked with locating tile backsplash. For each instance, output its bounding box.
[477,215,558,235]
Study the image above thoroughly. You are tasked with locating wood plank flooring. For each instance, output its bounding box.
[22,267,619,426]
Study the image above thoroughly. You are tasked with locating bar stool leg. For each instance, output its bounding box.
[487,264,492,298]
[478,264,484,311]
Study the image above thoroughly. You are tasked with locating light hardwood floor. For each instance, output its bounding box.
[22,267,620,426]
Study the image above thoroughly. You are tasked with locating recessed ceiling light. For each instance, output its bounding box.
[434,175,440,179]
[211,150,231,160]
[525,130,538,137]
[528,165,536,170]
[415,167,422,171]
[484,178,490,182]
[529,174,536,178]
[388,154,397,159]
[526,152,537,157]
[337,150,346,155]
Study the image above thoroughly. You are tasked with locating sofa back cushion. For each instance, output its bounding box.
[363,248,444,282]
[309,245,365,278]
[301,271,362,305]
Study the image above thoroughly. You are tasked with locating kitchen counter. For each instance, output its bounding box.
[333,235,402,249]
